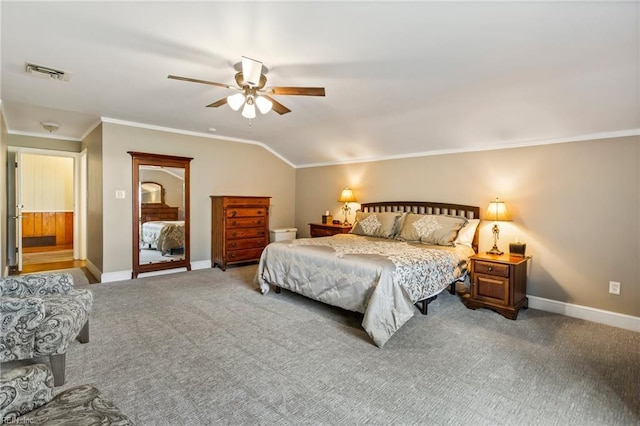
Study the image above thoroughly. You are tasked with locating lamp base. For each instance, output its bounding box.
[342,221,351,226]
[486,246,504,255]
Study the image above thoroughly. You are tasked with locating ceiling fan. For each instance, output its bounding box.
[168,56,325,118]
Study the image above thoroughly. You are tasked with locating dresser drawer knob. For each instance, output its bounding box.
[230,242,237,248]
[257,210,262,215]
[231,210,237,217]
[257,220,262,225]
[232,232,237,237]
[230,253,236,258]
[488,266,493,271]
[231,220,237,226]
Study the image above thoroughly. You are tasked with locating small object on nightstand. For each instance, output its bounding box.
[322,214,332,224]
[463,253,530,320]
[509,242,526,257]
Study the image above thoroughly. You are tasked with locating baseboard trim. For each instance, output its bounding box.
[85,260,102,283]
[528,295,639,332]
[101,260,211,283]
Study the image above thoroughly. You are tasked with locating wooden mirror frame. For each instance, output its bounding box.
[129,151,193,279]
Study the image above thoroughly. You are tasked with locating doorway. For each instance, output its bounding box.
[7,148,87,274]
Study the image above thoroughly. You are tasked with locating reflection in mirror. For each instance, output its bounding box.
[129,152,193,279]
[141,182,164,204]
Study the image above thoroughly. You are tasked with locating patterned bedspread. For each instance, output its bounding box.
[256,234,474,347]
[141,221,184,255]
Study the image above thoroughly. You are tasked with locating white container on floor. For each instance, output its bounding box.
[270,228,297,242]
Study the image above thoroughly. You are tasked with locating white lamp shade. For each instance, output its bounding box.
[255,96,273,114]
[242,102,256,119]
[227,93,245,111]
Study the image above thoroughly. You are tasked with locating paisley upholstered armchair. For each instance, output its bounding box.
[0,272,93,386]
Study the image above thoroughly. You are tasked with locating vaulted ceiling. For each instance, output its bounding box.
[1,1,638,167]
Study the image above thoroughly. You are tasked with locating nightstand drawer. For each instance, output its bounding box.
[474,261,509,277]
[475,273,509,304]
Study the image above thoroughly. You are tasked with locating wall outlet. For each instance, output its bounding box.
[115,190,126,199]
[609,281,620,295]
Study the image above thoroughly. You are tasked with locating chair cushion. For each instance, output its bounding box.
[34,290,93,356]
[0,363,54,423]
[0,273,74,297]
[17,384,132,425]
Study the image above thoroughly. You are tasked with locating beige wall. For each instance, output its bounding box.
[101,123,296,273]
[295,136,639,317]
[7,134,82,153]
[83,124,104,272]
[0,110,7,275]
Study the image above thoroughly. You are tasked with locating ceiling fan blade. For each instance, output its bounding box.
[206,98,228,108]
[267,87,326,96]
[168,75,235,90]
[241,56,263,87]
[263,95,291,115]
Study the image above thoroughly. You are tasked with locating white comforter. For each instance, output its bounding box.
[256,234,474,347]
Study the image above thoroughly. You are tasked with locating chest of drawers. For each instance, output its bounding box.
[210,196,270,270]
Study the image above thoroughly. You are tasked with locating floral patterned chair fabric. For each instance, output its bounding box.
[1,364,132,425]
[0,363,54,423]
[0,273,93,386]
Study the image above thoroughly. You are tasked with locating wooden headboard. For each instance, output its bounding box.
[360,201,481,252]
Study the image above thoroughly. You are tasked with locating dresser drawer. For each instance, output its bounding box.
[227,208,267,218]
[227,217,266,228]
[227,237,267,250]
[223,197,270,208]
[311,227,339,237]
[227,248,265,263]
[474,261,509,277]
[227,227,266,239]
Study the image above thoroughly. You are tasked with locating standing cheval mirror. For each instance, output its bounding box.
[128,151,193,278]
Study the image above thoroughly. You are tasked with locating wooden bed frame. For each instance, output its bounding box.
[359,201,481,314]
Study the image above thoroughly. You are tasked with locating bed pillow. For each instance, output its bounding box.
[454,218,480,248]
[350,211,403,239]
[397,213,468,246]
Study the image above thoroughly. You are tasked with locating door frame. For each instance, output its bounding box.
[7,147,87,267]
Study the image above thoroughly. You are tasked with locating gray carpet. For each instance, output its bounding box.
[59,266,639,425]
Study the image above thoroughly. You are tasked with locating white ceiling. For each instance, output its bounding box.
[1,1,638,167]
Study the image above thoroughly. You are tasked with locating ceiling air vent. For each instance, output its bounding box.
[25,62,72,81]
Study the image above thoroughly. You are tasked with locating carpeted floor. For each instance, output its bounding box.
[56,266,638,425]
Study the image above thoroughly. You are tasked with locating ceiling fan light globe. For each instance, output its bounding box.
[227,93,245,111]
[242,103,256,119]
[255,96,273,114]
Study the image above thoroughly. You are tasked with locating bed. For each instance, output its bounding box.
[256,201,480,347]
[141,220,185,255]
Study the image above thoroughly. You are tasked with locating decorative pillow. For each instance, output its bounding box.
[350,211,403,238]
[397,213,467,246]
[454,218,480,248]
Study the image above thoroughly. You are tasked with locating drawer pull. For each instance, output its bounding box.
[257,220,262,225]
[257,210,262,215]
[231,210,237,217]
[230,253,236,258]
[230,242,237,248]
[488,266,493,271]
[231,220,237,226]
[232,232,237,237]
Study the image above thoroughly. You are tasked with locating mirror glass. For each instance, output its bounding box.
[129,152,192,279]
[140,182,164,204]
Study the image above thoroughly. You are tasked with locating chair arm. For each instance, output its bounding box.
[0,273,74,297]
[0,297,46,362]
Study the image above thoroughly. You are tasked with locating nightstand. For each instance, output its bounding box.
[309,223,352,237]
[463,253,530,319]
